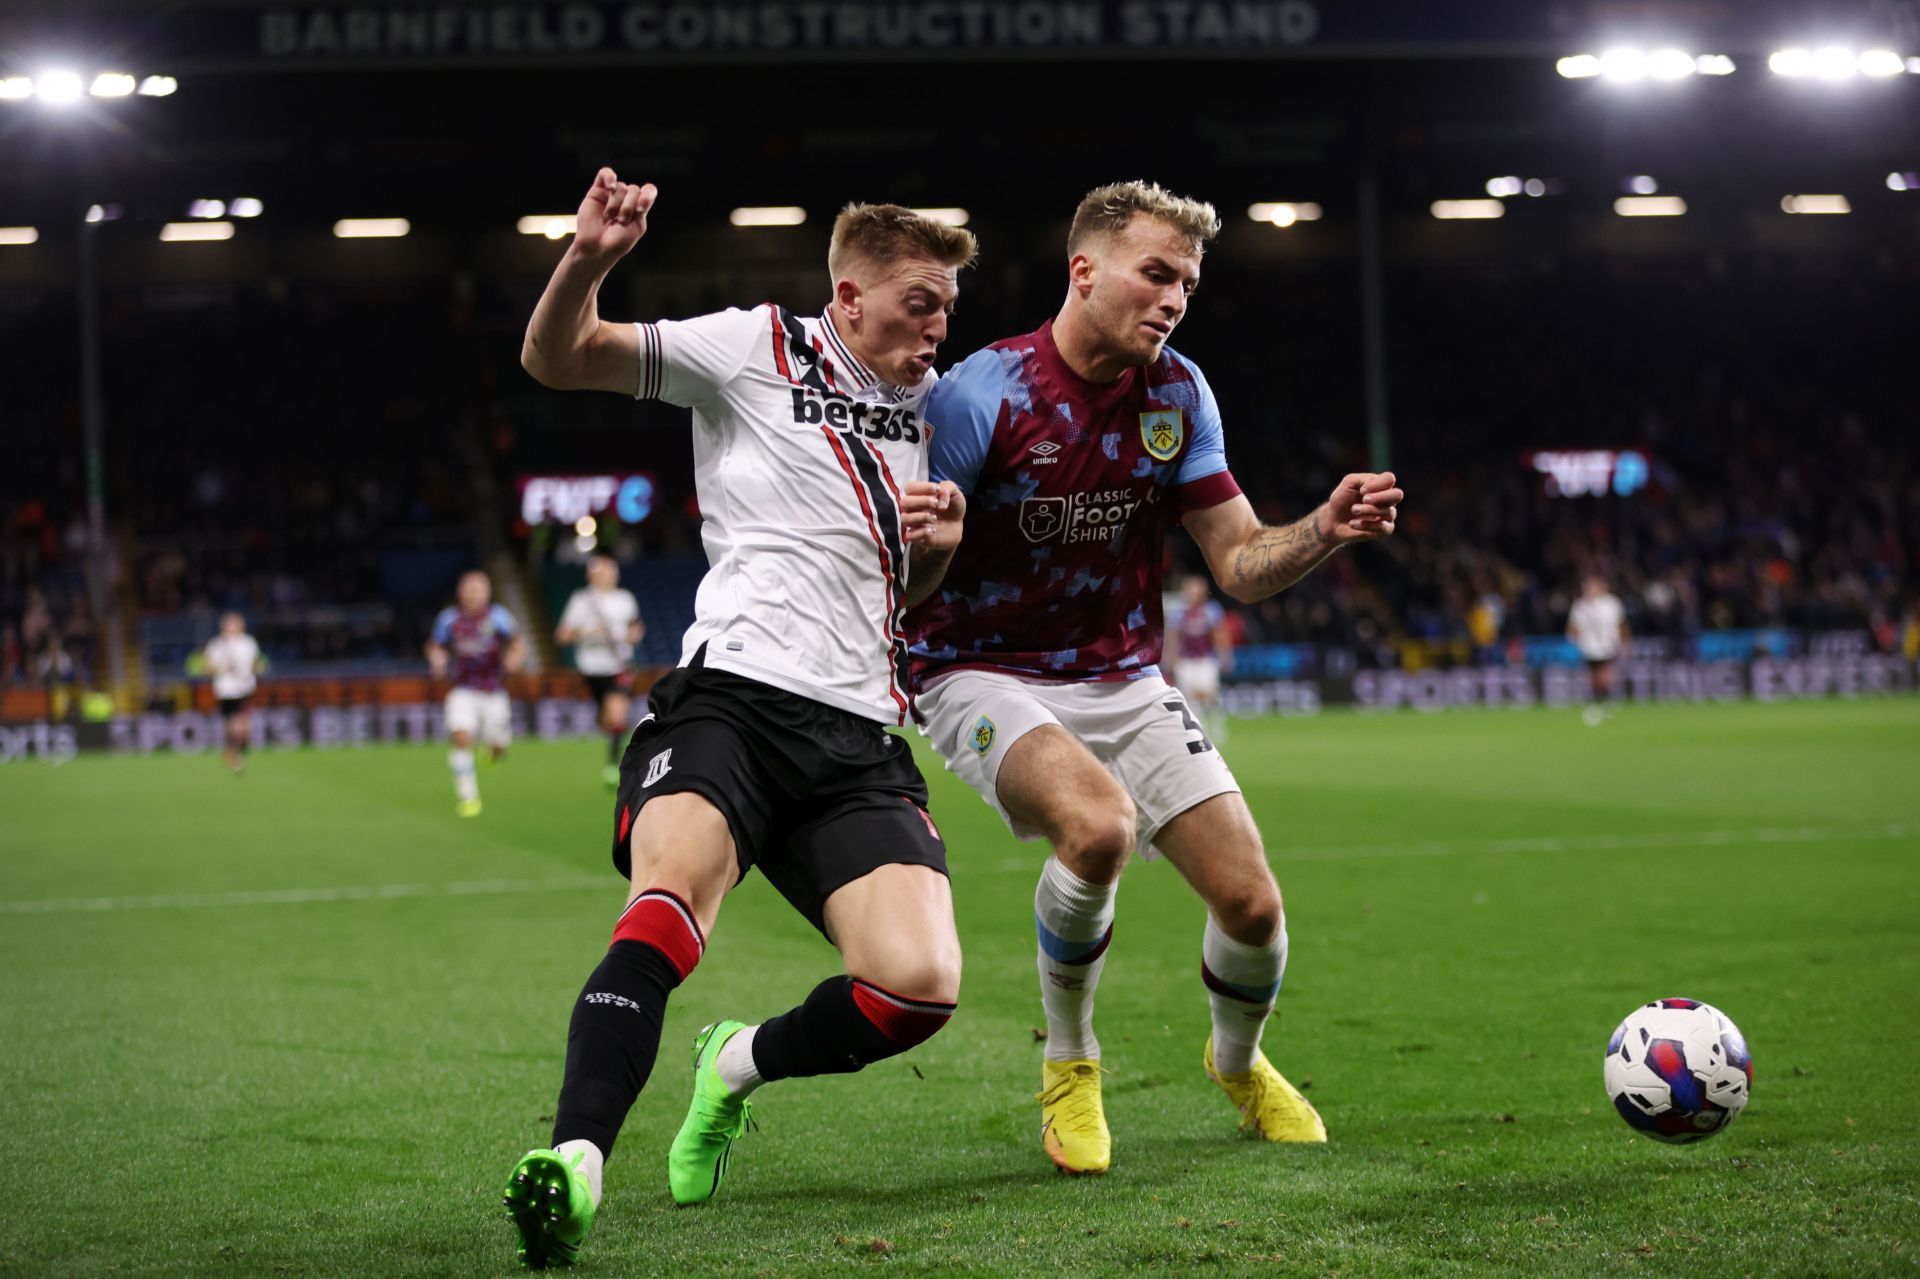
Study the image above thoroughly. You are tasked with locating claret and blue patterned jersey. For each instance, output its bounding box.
[905,319,1241,687]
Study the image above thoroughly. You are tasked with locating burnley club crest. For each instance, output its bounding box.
[1140,408,1184,461]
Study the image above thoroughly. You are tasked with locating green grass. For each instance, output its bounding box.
[3,699,1918,1277]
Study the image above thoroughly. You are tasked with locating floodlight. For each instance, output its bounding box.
[908,208,970,226]
[729,207,807,226]
[1646,49,1696,80]
[517,214,576,239]
[0,77,33,100]
[1431,200,1505,220]
[1780,194,1851,214]
[333,219,410,238]
[1485,176,1524,198]
[187,199,226,219]
[1556,54,1601,78]
[229,198,264,218]
[159,221,235,242]
[1769,48,1813,76]
[1695,55,1737,75]
[1626,175,1659,194]
[136,75,177,97]
[1812,46,1856,79]
[1857,50,1904,77]
[0,227,39,246]
[1614,196,1687,216]
[1248,203,1321,226]
[34,70,84,105]
[1599,48,1647,81]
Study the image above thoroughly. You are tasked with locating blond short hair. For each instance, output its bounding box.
[1067,181,1221,257]
[828,204,979,283]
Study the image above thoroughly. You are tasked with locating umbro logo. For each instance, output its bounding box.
[1029,441,1062,465]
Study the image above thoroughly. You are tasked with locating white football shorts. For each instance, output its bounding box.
[1175,656,1221,700]
[917,669,1239,859]
[445,688,512,748]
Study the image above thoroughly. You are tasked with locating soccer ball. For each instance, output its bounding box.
[1603,998,1752,1143]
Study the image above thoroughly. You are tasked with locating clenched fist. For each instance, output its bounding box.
[573,168,656,264]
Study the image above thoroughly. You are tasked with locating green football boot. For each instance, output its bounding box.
[502,1147,595,1269]
[667,1020,756,1206]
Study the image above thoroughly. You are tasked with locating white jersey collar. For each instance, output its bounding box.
[818,308,879,392]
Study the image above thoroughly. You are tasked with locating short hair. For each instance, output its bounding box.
[1067,180,1221,258]
[828,204,978,284]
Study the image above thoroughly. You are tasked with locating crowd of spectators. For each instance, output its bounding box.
[1172,256,1917,667]
[7,250,1914,693]
[5,282,495,683]
[1,324,100,692]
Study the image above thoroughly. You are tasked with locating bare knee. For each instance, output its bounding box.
[449,730,473,749]
[858,945,962,1009]
[1053,798,1136,883]
[1214,876,1284,946]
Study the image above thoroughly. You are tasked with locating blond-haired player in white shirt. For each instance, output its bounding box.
[501,169,975,1270]
[203,611,264,775]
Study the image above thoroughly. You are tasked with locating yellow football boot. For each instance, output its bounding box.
[1037,1059,1111,1174]
[1205,1037,1327,1142]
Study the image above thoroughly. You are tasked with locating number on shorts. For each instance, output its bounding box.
[1164,697,1215,755]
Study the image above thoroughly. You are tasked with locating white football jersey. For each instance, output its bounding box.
[1569,593,1627,661]
[205,633,261,699]
[635,304,935,724]
[559,586,641,675]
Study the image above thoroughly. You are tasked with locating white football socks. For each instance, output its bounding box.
[553,1138,604,1208]
[1034,855,1117,1063]
[714,1024,765,1098]
[1203,913,1287,1077]
[449,747,478,803]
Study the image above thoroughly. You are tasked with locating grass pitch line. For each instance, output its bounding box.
[0,874,612,915]
[1277,821,1917,862]
[996,820,1915,871]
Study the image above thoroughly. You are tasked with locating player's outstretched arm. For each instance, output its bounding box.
[902,481,966,607]
[425,641,449,678]
[1184,472,1403,602]
[522,169,655,395]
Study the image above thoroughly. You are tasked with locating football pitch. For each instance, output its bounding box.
[3,699,1916,1278]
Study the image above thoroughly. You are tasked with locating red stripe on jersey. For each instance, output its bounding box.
[767,306,793,382]
[810,335,840,393]
[848,435,916,713]
[819,427,912,723]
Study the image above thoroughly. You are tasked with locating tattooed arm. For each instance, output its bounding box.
[1183,472,1405,603]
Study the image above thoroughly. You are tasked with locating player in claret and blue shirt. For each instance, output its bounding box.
[905,181,1406,1176]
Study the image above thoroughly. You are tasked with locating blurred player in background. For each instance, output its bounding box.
[908,180,1402,1175]
[1569,573,1630,726]
[203,612,264,775]
[502,168,973,1270]
[555,553,644,787]
[426,570,526,816]
[1170,575,1234,745]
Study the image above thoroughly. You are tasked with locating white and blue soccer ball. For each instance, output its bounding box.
[1603,998,1752,1143]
